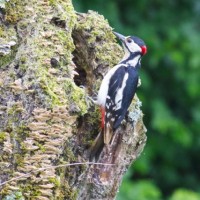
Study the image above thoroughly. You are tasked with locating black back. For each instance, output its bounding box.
[105,65,139,131]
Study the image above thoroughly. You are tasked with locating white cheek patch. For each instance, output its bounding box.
[122,48,131,61]
[120,41,141,66]
[127,41,141,53]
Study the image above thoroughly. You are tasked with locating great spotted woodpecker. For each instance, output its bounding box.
[90,32,147,158]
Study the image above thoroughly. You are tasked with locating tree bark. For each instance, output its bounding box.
[0,1,147,199]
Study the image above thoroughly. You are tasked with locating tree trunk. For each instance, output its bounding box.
[0,1,147,199]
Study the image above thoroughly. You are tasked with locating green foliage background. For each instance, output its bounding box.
[73,0,200,199]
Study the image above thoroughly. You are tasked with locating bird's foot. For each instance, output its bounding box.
[85,93,98,107]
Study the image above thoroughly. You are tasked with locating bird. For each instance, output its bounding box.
[90,31,147,159]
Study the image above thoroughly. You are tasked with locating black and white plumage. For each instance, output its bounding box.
[90,32,147,158]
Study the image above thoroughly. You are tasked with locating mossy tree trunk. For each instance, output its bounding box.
[0,1,147,199]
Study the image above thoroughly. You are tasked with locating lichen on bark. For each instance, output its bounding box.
[0,1,147,200]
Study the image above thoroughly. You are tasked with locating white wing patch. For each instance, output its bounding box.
[97,64,126,106]
[114,72,129,110]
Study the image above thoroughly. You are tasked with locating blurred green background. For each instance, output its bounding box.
[73,0,200,199]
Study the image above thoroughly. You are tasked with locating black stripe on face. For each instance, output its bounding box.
[120,52,141,65]
[122,41,141,58]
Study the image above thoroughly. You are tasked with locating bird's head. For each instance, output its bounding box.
[113,32,147,56]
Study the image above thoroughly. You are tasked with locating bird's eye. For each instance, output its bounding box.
[126,38,132,43]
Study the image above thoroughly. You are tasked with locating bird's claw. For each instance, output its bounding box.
[85,95,98,107]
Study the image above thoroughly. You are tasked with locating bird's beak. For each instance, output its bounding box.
[113,32,126,42]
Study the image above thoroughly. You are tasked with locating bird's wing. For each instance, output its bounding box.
[113,66,138,129]
[104,66,138,144]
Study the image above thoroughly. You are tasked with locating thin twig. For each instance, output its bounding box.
[0,162,115,187]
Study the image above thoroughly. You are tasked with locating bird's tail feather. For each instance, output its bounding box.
[104,123,113,144]
[89,129,104,161]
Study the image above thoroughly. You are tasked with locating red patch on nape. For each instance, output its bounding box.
[100,106,105,129]
[141,46,147,55]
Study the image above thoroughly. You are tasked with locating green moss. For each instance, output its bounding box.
[0,26,6,38]
[56,30,75,64]
[48,0,56,6]
[0,24,17,67]
[15,124,30,153]
[1,1,81,199]
[14,154,24,167]
[0,132,6,142]
[38,69,63,106]
[64,148,76,162]
[0,44,17,68]
[0,54,13,68]
[86,105,101,126]
[0,3,124,199]
[20,142,27,152]
[5,0,26,23]
[35,142,46,152]
[20,56,27,63]
[63,79,88,116]
[16,124,29,136]
[18,64,27,74]
[20,184,41,198]
[62,184,77,200]
[8,71,16,79]
[37,64,87,113]
[49,177,61,188]
[0,24,17,40]
[7,105,21,116]
[7,105,24,130]
[75,11,123,69]
[15,192,25,200]
[48,166,78,199]
[31,9,76,107]
[49,0,77,29]
[3,191,25,200]
[71,87,87,116]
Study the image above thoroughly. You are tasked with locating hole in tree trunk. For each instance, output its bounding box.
[73,59,87,87]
